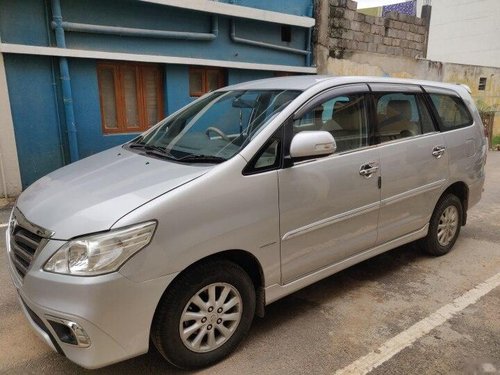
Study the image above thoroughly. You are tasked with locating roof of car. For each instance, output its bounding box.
[221,75,464,93]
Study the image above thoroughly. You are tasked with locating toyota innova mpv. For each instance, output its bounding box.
[6,76,486,369]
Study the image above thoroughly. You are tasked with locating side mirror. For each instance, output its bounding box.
[289,131,336,160]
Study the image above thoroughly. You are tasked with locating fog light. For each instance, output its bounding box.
[46,316,91,348]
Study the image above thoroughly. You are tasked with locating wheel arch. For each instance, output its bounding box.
[155,249,266,321]
[440,181,469,225]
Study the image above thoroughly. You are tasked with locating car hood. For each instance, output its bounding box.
[16,146,212,240]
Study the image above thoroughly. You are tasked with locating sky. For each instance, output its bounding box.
[354,0,414,9]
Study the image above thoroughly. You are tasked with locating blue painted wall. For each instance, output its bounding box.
[3,55,66,187]
[1,0,314,188]
[0,0,312,68]
[0,0,51,46]
[60,0,308,67]
[165,65,192,115]
[228,69,275,85]
[220,0,313,17]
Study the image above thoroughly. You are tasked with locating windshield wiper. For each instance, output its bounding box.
[176,154,227,164]
[128,143,178,161]
[128,142,146,149]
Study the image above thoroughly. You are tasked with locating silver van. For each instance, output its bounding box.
[6,76,486,369]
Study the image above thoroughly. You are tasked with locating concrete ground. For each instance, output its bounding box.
[1,153,499,375]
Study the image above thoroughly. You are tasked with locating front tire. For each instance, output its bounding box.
[151,260,256,370]
[420,194,463,256]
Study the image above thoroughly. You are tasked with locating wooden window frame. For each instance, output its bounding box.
[189,67,225,97]
[97,61,164,134]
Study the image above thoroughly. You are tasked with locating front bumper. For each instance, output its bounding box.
[6,229,177,369]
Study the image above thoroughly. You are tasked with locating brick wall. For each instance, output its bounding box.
[323,0,428,59]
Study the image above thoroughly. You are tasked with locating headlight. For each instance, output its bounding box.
[44,221,156,276]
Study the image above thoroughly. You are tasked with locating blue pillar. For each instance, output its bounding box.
[306,3,314,67]
[51,0,79,163]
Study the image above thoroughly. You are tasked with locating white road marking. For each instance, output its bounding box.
[334,272,500,375]
[0,223,8,228]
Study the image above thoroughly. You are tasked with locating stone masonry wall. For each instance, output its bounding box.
[313,0,500,139]
[322,0,427,60]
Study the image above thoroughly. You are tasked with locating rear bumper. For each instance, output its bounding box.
[468,174,485,210]
[6,229,178,369]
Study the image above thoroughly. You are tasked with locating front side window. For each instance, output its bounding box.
[375,92,434,142]
[293,94,369,153]
[429,94,473,131]
[97,62,164,134]
[128,89,300,163]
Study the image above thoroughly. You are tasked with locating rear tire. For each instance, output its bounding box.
[420,194,463,256]
[151,260,255,370]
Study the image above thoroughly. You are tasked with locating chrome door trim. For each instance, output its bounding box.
[281,201,380,241]
[380,179,446,207]
[374,132,441,147]
[267,224,429,304]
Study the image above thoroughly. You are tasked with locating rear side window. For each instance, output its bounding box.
[374,92,435,143]
[429,94,473,131]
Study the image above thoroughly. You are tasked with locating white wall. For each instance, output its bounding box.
[0,52,22,197]
[418,0,500,68]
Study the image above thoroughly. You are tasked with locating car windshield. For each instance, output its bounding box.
[127,89,301,163]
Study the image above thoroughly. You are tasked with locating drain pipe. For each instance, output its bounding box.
[0,151,7,199]
[305,27,312,67]
[305,4,313,67]
[54,15,219,41]
[230,20,310,56]
[51,0,79,163]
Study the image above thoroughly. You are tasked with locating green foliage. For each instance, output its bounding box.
[492,135,500,147]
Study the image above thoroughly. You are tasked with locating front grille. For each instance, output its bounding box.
[10,226,43,278]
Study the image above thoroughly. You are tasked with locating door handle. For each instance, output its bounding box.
[359,162,379,178]
[432,145,446,159]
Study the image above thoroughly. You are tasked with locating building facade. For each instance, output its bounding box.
[0,0,315,193]
[416,0,500,69]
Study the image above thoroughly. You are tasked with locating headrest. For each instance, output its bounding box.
[387,100,412,120]
[331,101,359,131]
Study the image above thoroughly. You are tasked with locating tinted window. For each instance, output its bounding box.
[293,94,368,153]
[429,94,473,130]
[133,89,300,162]
[375,92,435,143]
[253,139,281,170]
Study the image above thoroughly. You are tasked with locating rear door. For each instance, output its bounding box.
[370,83,449,244]
[423,86,481,189]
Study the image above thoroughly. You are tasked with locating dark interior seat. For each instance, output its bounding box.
[378,100,419,140]
[322,101,361,152]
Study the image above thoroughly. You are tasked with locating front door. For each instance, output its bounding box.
[278,85,381,283]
